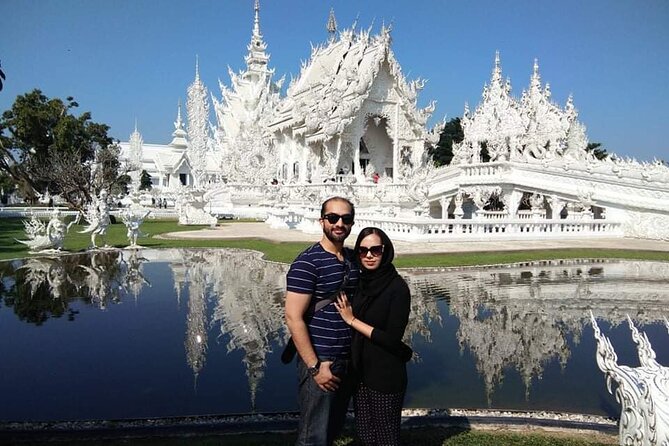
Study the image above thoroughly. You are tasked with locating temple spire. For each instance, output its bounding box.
[171,99,188,148]
[529,58,542,93]
[327,8,337,41]
[175,99,183,130]
[195,55,200,81]
[490,50,503,86]
[253,0,261,39]
[245,0,269,76]
[128,120,143,178]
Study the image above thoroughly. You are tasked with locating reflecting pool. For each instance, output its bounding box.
[1,249,668,422]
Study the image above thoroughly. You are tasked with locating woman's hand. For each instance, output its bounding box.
[334,291,354,325]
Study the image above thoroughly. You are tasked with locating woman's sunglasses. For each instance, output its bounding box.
[358,245,384,257]
[322,213,354,225]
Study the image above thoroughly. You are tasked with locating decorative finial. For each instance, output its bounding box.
[253,0,261,38]
[327,7,337,40]
[175,99,183,130]
[530,58,541,90]
[195,55,200,81]
[491,51,502,83]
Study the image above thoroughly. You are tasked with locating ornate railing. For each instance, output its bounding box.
[0,207,178,220]
[276,212,623,241]
[0,207,78,218]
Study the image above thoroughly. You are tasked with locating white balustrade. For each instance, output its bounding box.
[352,215,622,242]
[0,207,78,219]
[483,211,507,220]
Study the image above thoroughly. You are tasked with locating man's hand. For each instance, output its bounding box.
[313,361,341,392]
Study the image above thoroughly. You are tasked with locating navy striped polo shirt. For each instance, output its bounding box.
[286,242,360,359]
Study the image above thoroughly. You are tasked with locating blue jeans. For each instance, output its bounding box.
[295,357,354,446]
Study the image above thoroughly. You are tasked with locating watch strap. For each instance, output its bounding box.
[308,360,321,376]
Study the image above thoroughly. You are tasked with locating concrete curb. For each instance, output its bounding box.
[0,410,618,443]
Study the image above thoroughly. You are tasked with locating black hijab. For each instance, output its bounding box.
[352,227,399,317]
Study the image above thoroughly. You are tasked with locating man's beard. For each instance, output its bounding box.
[323,225,350,243]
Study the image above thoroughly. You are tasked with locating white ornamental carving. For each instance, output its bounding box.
[591,312,669,446]
[453,52,593,166]
[187,58,211,187]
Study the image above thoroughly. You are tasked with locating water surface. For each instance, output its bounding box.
[1,249,667,421]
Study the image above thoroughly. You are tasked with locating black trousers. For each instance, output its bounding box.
[354,383,405,446]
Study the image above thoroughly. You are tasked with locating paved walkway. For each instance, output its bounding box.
[159,222,669,255]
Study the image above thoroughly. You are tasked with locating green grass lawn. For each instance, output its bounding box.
[1,217,667,266]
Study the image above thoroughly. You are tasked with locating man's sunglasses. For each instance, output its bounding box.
[358,245,384,257]
[322,213,354,225]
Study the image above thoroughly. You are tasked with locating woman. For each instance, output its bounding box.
[335,227,411,446]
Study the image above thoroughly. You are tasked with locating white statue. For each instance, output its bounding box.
[46,209,78,250]
[120,208,151,248]
[80,189,111,248]
[17,209,78,252]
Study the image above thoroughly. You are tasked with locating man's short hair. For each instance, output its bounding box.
[320,196,355,220]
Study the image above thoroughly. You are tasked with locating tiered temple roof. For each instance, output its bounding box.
[453,52,591,164]
[269,24,436,145]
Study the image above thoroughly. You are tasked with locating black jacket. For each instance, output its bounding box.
[353,275,411,394]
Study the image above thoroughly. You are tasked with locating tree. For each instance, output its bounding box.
[139,170,152,191]
[0,89,125,208]
[428,117,464,167]
[586,142,608,160]
[0,171,15,204]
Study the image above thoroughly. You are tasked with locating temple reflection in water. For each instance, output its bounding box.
[1,249,668,420]
[406,260,669,404]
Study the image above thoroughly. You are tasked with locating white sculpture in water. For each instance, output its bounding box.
[80,189,111,248]
[17,209,78,253]
[590,311,669,446]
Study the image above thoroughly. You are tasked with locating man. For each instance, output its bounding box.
[285,196,360,446]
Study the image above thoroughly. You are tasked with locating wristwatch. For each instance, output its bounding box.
[308,360,321,376]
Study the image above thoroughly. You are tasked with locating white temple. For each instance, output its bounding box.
[119,2,669,241]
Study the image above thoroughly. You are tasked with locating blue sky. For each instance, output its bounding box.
[1,0,667,161]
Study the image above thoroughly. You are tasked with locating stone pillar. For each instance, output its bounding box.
[440,196,451,219]
[503,189,523,219]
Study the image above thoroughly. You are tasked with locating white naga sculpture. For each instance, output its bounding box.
[177,188,217,226]
[590,311,669,446]
[17,209,78,252]
[120,208,151,248]
[80,190,111,248]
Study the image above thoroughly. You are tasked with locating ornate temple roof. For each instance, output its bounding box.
[268,23,435,144]
[453,52,591,164]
